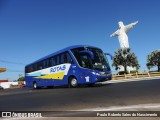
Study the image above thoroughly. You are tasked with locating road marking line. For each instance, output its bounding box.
[77,103,160,111]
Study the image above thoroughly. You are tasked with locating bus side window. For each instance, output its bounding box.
[54,56,57,65]
[64,53,68,63]
[60,53,64,64]
[37,61,43,70]
[25,66,31,73]
[44,59,48,68]
[52,57,56,66]
[48,58,52,67]
[30,66,33,72]
[43,60,46,69]
[56,55,60,65]
[66,52,73,64]
[33,64,37,71]
[60,52,68,64]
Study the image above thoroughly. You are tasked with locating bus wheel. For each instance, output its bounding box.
[69,77,78,88]
[33,82,38,89]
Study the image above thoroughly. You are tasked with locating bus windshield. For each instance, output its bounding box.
[71,47,110,71]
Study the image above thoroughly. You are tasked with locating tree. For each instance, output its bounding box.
[146,50,160,72]
[17,76,25,81]
[112,48,140,73]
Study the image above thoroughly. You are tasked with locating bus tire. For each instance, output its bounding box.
[33,82,38,89]
[69,77,78,88]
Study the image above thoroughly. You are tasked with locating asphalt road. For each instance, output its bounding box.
[0,78,160,117]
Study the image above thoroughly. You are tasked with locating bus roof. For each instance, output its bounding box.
[25,45,100,67]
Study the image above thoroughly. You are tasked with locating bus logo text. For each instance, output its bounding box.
[50,65,66,73]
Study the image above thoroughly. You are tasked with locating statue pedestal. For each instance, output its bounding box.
[118,66,136,74]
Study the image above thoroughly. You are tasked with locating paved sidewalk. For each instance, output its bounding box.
[101,76,160,84]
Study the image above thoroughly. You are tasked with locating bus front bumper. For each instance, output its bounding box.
[90,72,112,83]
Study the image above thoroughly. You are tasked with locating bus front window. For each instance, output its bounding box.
[92,50,110,71]
[71,47,110,71]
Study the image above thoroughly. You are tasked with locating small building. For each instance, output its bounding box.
[0,80,18,89]
[0,80,8,82]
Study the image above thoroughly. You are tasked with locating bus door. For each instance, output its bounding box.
[78,50,95,84]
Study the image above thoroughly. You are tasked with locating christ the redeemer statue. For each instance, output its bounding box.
[110,21,138,49]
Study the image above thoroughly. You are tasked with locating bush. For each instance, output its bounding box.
[130,70,138,74]
[117,71,129,75]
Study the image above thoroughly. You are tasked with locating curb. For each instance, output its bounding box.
[101,76,160,84]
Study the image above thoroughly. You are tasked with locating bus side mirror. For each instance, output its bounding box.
[79,50,94,59]
[105,53,113,60]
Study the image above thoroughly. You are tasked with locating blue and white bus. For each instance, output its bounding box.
[25,45,112,88]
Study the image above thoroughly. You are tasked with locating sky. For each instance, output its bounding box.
[0,0,160,81]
